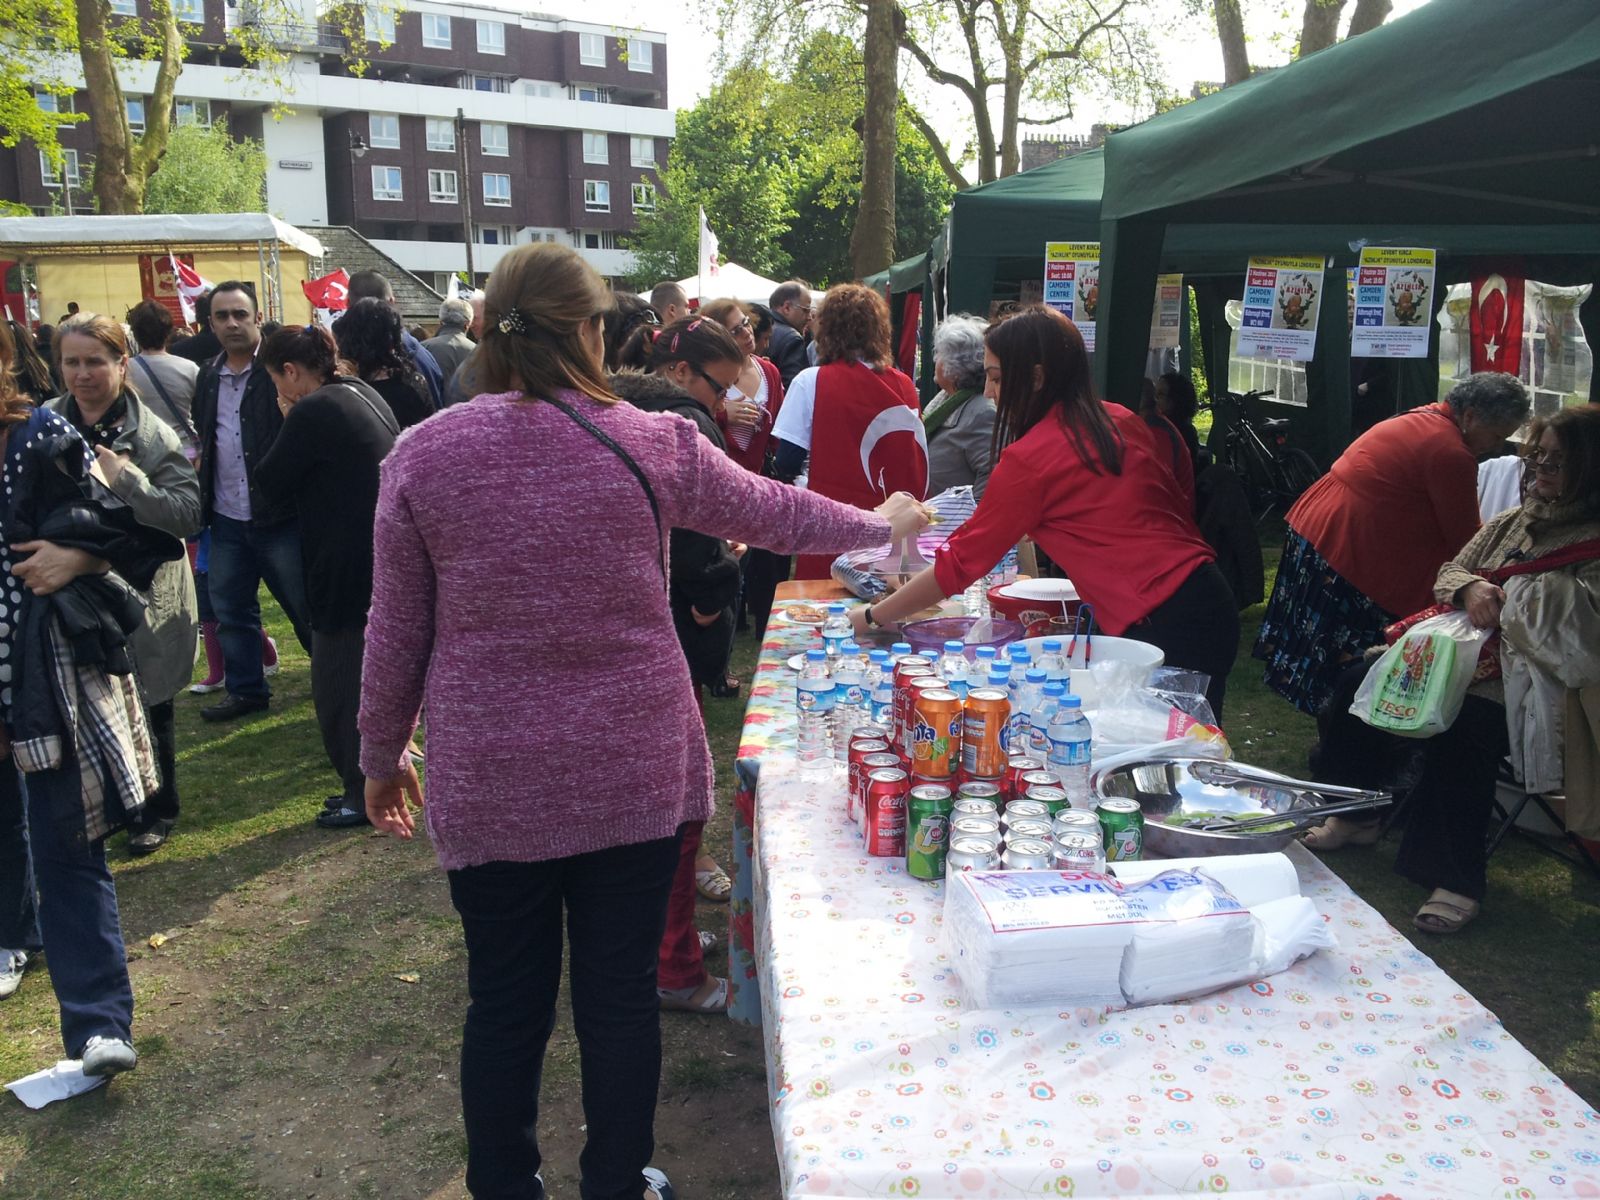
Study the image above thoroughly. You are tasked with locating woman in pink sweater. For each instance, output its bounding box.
[358,243,927,1200]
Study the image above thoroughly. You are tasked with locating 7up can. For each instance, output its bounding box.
[1096,797,1145,862]
[906,783,954,880]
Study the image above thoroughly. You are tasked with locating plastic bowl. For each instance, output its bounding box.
[902,616,1025,660]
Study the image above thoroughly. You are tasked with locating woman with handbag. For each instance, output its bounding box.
[1305,406,1600,935]
[358,243,930,1200]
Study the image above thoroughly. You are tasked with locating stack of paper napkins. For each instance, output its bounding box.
[943,853,1333,1011]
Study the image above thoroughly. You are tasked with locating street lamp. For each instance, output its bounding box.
[348,130,368,227]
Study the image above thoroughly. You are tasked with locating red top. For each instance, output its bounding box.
[1287,402,1479,616]
[716,356,784,475]
[934,403,1216,634]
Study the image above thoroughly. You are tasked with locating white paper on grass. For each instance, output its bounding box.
[5,1060,108,1109]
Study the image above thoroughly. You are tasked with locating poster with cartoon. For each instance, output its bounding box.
[1239,255,1324,361]
[1149,274,1183,350]
[1042,241,1100,351]
[1351,246,1436,358]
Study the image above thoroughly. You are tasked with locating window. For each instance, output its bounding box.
[364,5,394,42]
[176,98,211,127]
[460,73,509,93]
[35,89,72,114]
[579,32,605,65]
[480,122,508,156]
[475,223,515,245]
[109,0,136,14]
[39,149,80,188]
[482,173,511,206]
[580,230,618,250]
[371,165,403,200]
[476,20,504,54]
[629,136,655,167]
[584,180,610,212]
[631,182,656,212]
[369,113,399,148]
[522,81,556,98]
[433,272,458,294]
[425,118,455,152]
[572,85,610,104]
[627,38,653,72]
[428,169,458,203]
[582,131,608,165]
[126,97,145,134]
[171,0,201,19]
[421,12,451,48]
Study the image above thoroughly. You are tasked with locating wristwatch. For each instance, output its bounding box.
[863,605,881,629]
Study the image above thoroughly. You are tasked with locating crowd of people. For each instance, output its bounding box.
[0,239,1593,1200]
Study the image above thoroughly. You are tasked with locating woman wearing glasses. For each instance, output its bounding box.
[1304,405,1600,934]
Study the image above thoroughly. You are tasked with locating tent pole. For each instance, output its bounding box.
[1095,216,1164,407]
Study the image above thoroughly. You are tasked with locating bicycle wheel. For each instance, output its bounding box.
[1276,448,1322,503]
[1228,437,1277,516]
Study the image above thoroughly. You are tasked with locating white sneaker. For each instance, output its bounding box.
[643,1167,675,1200]
[189,679,225,694]
[0,949,27,1000]
[81,1035,138,1077]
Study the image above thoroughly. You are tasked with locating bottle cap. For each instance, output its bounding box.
[842,640,860,654]
[1026,668,1047,682]
[975,646,997,660]
[806,649,826,661]
[1010,647,1032,662]
[1043,682,1065,696]
[891,642,912,656]
[869,648,889,663]
[827,602,846,614]
[1062,695,1082,708]
[943,640,963,652]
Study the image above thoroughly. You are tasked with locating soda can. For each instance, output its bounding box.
[857,753,901,838]
[851,722,892,744]
[906,784,955,880]
[1005,817,1055,842]
[910,687,963,780]
[893,664,936,764]
[1002,798,1049,824]
[847,738,891,823]
[957,779,1002,804]
[1024,784,1071,818]
[1097,797,1145,862]
[951,814,1001,841]
[947,837,1002,873]
[1020,768,1061,792]
[1053,809,1102,837]
[1001,838,1054,870]
[863,768,910,857]
[1003,755,1044,806]
[1053,830,1107,873]
[960,689,1010,778]
[952,796,1000,820]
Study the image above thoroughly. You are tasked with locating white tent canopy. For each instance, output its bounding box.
[0,213,325,258]
[671,261,783,304]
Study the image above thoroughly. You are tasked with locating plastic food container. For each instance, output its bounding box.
[901,616,1025,660]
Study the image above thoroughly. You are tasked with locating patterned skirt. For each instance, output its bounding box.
[1253,530,1397,716]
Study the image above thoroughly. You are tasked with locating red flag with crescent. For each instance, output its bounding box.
[302,268,350,311]
[1470,265,1524,375]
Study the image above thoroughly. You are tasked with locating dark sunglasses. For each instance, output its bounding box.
[693,364,731,399]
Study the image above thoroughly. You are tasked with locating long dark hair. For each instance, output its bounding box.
[985,306,1123,475]
[647,317,742,375]
[6,319,55,400]
[333,298,425,395]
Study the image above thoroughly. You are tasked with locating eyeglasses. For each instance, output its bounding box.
[728,320,752,335]
[1533,452,1566,475]
[693,365,732,399]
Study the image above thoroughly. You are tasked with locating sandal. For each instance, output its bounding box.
[708,675,742,699]
[659,975,728,1013]
[1301,816,1382,852]
[695,863,733,903]
[1414,888,1480,935]
[698,929,718,951]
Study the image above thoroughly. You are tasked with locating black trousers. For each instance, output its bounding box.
[446,831,682,1200]
[137,699,179,824]
[740,547,790,640]
[1130,561,1241,720]
[310,626,367,805]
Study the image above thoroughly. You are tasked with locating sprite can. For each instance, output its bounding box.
[906,784,955,880]
[1096,797,1145,862]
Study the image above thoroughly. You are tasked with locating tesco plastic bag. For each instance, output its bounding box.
[1351,609,1489,738]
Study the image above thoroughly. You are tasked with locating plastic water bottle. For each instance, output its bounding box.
[1029,681,1064,757]
[1008,645,1033,675]
[1036,638,1068,687]
[1047,694,1094,806]
[1011,668,1047,755]
[832,640,869,757]
[821,603,851,658]
[796,649,836,767]
[939,640,971,700]
[986,667,1017,754]
[870,659,896,725]
[890,641,912,661]
[973,645,998,679]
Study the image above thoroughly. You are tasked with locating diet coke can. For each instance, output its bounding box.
[863,767,910,857]
[1001,838,1055,870]
[946,836,1002,872]
[951,814,1001,841]
[1053,830,1107,874]
[1005,817,1055,842]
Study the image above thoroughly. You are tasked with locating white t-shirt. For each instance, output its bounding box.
[725,363,770,453]
[1477,453,1524,522]
[769,366,819,451]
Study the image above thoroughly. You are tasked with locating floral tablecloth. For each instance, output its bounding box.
[732,614,1600,1198]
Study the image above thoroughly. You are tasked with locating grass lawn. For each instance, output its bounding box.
[1,548,1596,1197]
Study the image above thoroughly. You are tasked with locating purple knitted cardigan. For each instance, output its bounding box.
[358,389,890,870]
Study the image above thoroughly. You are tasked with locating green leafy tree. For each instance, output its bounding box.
[143,117,267,213]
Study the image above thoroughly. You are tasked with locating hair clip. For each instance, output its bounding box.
[497,309,529,336]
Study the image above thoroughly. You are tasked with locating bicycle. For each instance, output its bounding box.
[1202,388,1322,519]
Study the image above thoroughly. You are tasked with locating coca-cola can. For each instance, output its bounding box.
[847,738,891,823]
[857,752,901,838]
[1003,755,1044,806]
[1020,768,1062,793]
[1001,838,1055,870]
[1053,830,1107,873]
[1053,809,1102,837]
[946,836,1002,872]
[851,723,891,742]
[863,767,910,857]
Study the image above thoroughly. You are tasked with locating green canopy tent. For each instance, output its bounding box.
[863,252,932,387]
[1096,0,1600,458]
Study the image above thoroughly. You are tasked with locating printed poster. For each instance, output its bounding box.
[1150,274,1183,350]
[1351,246,1436,358]
[139,253,196,324]
[1239,255,1324,362]
[1043,241,1100,350]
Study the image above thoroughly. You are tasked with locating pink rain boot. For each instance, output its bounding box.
[262,630,280,678]
[190,621,225,693]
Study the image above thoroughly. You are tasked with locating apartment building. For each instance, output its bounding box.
[0,0,672,285]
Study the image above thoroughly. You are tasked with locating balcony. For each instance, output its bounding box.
[230,13,349,54]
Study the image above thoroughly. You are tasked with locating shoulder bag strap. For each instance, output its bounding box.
[542,396,667,591]
[131,356,198,444]
[1483,536,1600,585]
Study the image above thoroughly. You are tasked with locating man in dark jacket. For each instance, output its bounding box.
[169,290,222,365]
[767,280,814,389]
[347,271,446,408]
[191,281,311,720]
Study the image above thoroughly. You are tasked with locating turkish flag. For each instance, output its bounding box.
[302,268,350,312]
[1470,265,1525,375]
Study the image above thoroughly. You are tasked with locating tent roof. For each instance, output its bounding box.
[865,252,929,295]
[1102,0,1600,226]
[946,149,1105,262]
[0,213,325,258]
[673,261,784,304]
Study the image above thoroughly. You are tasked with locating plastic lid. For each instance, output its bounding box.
[987,669,1008,683]
[891,642,912,655]
[842,640,860,653]
[1042,639,1062,652]
[1061,694,1082,708]
[869,648,888,662]
[1026,668,1047,682]
[1010,647,1032,662]
[943,640,964,652]
[1043,682,1065,696]
[827,602,846,613]
[806,649,826,661]
[975,646,997,660]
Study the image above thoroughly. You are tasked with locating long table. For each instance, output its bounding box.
[728,601,1600,1198]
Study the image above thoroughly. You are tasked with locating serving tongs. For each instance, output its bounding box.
[1185,760,1392,834]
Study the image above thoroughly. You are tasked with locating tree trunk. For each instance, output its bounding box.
[850,0,897,279]
[1213,0,1250,86]
[1346,0,1392,37]
[78,0,185,213]
[1298,0,1347,57]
